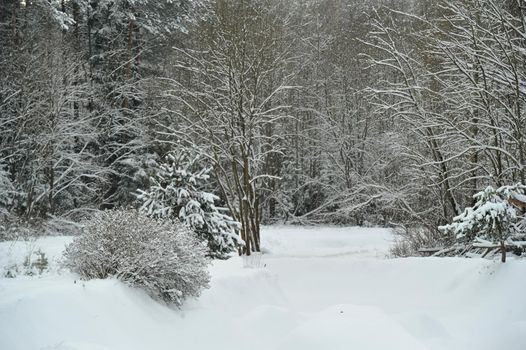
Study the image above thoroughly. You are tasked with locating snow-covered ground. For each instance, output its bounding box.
[1,226,525,350]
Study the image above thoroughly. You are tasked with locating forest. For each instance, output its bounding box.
[2,1,526,349]
[2,0,526,259]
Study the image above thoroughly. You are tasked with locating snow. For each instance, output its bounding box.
[1,226,526,350]
[260,225,393,258]
[512,193,526,205]
[0,236,74,276]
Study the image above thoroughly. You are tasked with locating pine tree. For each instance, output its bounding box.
[137,149,242,259]
[439,184,526,262]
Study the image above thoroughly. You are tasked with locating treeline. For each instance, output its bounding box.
[0,0,206,230]
[2,0,526,255]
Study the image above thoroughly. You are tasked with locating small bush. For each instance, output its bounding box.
[63,209,210,305]
[389,226,449,257]
[4,249,49,278]
[24,249,49,275]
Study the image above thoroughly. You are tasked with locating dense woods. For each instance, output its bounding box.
[2,0,526,257]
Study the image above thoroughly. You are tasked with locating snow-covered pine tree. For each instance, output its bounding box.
[439,184,526,262]
[137,149,242,259]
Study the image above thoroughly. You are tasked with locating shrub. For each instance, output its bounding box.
[389,226,448,257]
[63,209,210,305]
[4,249,49,278]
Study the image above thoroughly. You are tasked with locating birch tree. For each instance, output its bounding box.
[162,0,297,254]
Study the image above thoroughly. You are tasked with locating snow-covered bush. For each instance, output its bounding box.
[389,226,447,258]
[136,149,243,259]
[63,209,210,305]
[4,249,49,278]
[439,184,526,262]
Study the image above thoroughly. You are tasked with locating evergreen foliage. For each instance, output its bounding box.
[137,150,242,259]
[440,184,526,262]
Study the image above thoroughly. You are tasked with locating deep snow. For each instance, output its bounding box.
[1,226,525,350]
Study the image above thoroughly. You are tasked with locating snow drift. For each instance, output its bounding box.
[1,226,525,350]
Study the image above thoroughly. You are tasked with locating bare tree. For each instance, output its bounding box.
[160,0,297,254]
